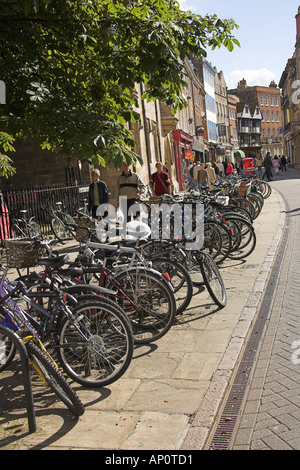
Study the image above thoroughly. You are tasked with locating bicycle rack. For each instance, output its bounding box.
[0,326,36,433]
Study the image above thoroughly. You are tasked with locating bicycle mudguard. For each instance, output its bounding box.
[64,284,117,297]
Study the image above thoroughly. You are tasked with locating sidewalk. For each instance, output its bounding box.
[0,186,285,450]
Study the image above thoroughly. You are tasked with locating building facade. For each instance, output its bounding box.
[236,101,262,158]
[279,7,300,168]
[228,94,240,161]
[214,69,233,162]
[229,79,283,158]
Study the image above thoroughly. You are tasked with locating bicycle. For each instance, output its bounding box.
[140,238,227,308]
[0,275,85,415]
[0,258,134,389]
[42,202,76,240]
[53,229,177,344]
[10,209,41,239]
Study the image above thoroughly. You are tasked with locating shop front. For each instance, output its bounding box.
[172,130,194,190]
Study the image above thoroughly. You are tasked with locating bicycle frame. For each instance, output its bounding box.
[0,264,90,352]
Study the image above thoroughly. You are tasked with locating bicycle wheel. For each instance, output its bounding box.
[202,220,223,260]
[151,258,193,315]
[111,267,176,344]
[64,214,76,237]
[0,322,16,372]
[26,340,85,416]
[57,297,134,388]
[51,216,67,239]
[226,216,256,260]
[28,221,41,238]
[198,252,227,308]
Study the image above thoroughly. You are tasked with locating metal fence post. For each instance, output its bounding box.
[0,326,36,433]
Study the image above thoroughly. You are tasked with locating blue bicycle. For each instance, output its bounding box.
[0,266,85,415]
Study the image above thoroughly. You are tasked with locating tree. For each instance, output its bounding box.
[0,0,239,172]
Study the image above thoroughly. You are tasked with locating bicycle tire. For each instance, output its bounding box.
[246,194,261,219]
[231,197,256,221]
[26,340,85,416]
[63,214,76,237]
[150,258,193,315]
[57,297,134,388]
[198,252,227,308]
[225,216,256,260]
[28,221,41,238]
[0,320,16,372]
[51,217,67,239]
[111,267,176,344]
[202,220,223,260]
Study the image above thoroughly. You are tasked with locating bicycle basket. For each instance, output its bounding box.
[238,181,251,196]
[4,238,41,268]
[74,217,96,243]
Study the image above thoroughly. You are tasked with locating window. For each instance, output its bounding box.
[265,96,269,106]
[276,111,280,122]
[271,111,275,122]
[275,97,279,107]
[260,96,264,106]
[261,111,265,122]
[266,111,270,122]
[270,97,274,106]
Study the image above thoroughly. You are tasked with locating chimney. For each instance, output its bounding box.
[296,6,300,42]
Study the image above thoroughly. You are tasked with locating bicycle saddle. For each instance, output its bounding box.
[39,254,69,268]
[94,247,120,260]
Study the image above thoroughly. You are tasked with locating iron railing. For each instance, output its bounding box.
[0,182,90,243]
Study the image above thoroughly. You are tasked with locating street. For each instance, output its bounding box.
[231,169,300,450]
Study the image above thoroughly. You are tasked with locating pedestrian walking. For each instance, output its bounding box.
[116,162,146,221]
[217,160,224,177]
[197,163,208,191]
[254,153,264,178]
[238,158,244,176]
[193,161,201,190]
[150,162,172,197]
[88,168,109,218]
[226,161,234,175]
[273,155,280,175]
[212,161,220,177]
[187,162,194,188]
[263,152,273,182]
[280,155,287,172]
[205,162,217,189]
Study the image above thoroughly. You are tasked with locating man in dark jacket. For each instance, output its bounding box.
[88,169,109,218]
[263,152,273,182]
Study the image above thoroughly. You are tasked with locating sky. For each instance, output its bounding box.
[178,0,300,90]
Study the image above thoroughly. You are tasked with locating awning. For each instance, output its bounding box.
[234,150,246,158]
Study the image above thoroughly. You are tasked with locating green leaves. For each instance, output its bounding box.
[0,133,16,178]
[0,0,239,175]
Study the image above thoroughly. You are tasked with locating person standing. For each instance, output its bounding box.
[150,162,172,197]
[197,163,208,191]
[187,162,194,188]
[263,152,273,182]
[273,155,280,175]
[205,162,217,189]
[193,161,201,190]
[226,161,234,175]
[88,169,109,218]
[280,155,287,172]
[116,162,146,221]
[255,152,264,178]
[217,160,224,177]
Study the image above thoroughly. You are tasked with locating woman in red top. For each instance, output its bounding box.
[150,162,172,196]
[226,161,234,175]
